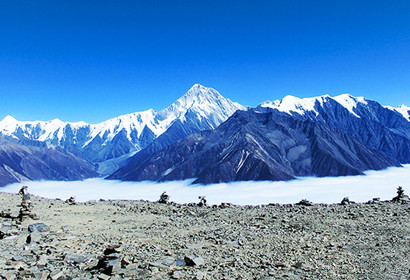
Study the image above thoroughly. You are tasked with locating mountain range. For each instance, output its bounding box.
[0,84,244,177]
[1,84,409,186]
[109,95,410,184]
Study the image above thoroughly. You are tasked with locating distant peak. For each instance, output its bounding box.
[1,115,17,123]
[179,84,224,103]
[189,83,207,90]
[49,118,63,123]
[186,84,218,96]
[159,84,244,119]
[336,93,354,98]
[281,95,301,103]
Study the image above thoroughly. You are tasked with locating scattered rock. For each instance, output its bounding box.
[0,192,409,279]
[296,199,314,206]
[64,252,87,264]
[97,274,111,280]
[26,231,41,243]
[184,255,205,266]
[36,255,48,266]
[0,210,12,219]
[93,246,122,275]
[50,270,64,280]
[28,223,50,233]
[171,270,184,279]
[176,257,185,267]
[292,262,304,269]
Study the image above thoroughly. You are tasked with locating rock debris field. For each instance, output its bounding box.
[0,191,409,280]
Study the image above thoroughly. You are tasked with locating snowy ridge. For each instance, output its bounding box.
[385,104,410,122]
[86,84,245,147]
[0,84,245,151]
[260,94,369,118]
[0,116,88,142]
[261,95,327,116]
[85,109,159,148]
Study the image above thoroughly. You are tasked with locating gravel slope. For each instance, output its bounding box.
[0,192,409,279]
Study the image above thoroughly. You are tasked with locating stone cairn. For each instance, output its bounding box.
[17,186,36,222]
[93,245,122,275]
[198,196,207,207]
[158,192,170,204]
[392,186,409,203]
[65,196,77,205]
[18,186,31,222]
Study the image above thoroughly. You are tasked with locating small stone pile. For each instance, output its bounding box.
[158,192,169,204]
[197,196,207,207]
[93,245,123,276]
[392,186,410,203]
[65,196,77,205]
[18,186,33,222]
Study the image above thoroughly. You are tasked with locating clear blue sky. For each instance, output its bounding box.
[1,0,409,123]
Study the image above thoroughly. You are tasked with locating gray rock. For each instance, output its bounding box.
[184,255,205,266]
[176,257,185,267]
[50,270,64,280]
[28,223,50,233]
[36,255,48,266]
[64,252,87,264]
[171,270,184,279]
[296,199,314,206]
[97,274,111,280]
[11,255,22,261]
[26,231,41,243]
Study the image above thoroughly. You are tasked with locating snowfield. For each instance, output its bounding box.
[2,165,409,205]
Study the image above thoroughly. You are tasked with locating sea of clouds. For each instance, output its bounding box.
[2,165,409,205]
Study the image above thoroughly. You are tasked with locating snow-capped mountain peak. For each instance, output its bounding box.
[332,94,367,118]
[160,84,246,125]
[260,94,368,118]
[168,84,229,110]
[1,115,17,124]
[260,94,328,116]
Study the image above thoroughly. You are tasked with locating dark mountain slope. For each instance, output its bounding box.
[261,95,410,163]
[109,109,398,184]
[0,137,98,186]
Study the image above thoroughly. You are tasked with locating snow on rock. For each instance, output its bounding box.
[333,94,367,118]
[0,116,89,142]
[391,105,410,122]
[260,95,328,116]
[261,94,369,118]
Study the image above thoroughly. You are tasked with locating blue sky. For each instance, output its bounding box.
[0,1,409,123]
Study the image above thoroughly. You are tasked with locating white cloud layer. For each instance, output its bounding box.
[2,165,409,205]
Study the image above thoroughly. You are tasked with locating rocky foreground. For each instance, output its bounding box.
[0,192,409,280]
